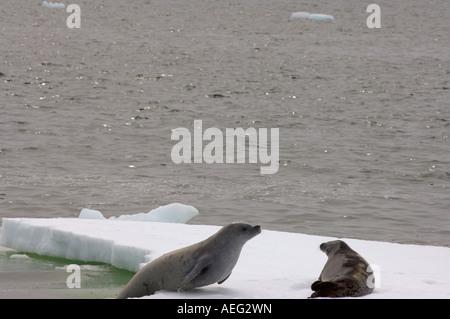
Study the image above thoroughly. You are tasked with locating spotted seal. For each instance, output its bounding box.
[310,240,374,298]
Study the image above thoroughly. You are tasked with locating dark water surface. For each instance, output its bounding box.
[1,1,450,248]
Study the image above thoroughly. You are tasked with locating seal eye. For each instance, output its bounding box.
[241,226,248,232]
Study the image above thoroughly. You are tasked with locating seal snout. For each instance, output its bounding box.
[319,243,327,252]
[251,224,262,236]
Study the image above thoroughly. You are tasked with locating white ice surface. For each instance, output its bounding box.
[1,205,449,298]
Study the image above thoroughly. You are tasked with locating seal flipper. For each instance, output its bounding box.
[218,272,231,284]
[310,279,360,298]
[310,281,343,298]
[177,254,212,290]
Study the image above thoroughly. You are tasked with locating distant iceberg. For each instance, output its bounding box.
[290,12,334,21]
[78,208,106,220]
[42,1,65,8]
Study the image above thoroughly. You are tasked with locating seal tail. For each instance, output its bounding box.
[310,280,349,298]
[310,279,372,298]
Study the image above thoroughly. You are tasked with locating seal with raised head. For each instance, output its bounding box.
[310,240,374,298]
[117,222,261,298]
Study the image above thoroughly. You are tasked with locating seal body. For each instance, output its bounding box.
[117,222,261,298]
[310,240,374,298]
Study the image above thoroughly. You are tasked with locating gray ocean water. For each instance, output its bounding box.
[1,0,450,256]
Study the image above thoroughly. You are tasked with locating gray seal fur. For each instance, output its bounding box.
[310,240,374,298]
[117,222,261,298]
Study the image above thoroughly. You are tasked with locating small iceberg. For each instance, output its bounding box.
[42,1,65,8]
[79,203,199,224]
[10,254,30,259]
[290,12,334,21]
[78,208,106,220]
